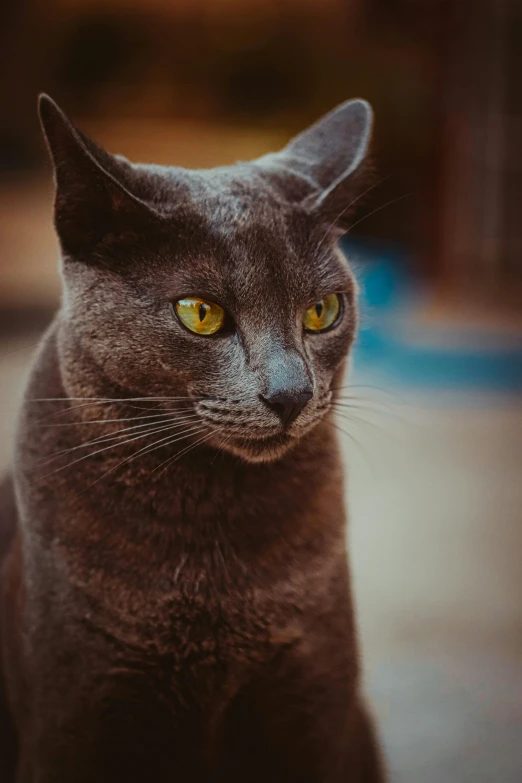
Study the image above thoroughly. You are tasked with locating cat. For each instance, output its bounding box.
[0,95,386,782]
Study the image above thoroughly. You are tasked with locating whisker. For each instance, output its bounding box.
[326,419,375,477]
[153,430,218,480]
[35,401,158,422]
[332,383,401,398]
[34,399,196,422]
[39,422,205,478]
[332,400,405,423]
[315,175,392,253]
[210,432,233,464]
[82,425,209,489]
[41,414,202,464]
[37,411,195,428]
[334,395,412,423]
[27,396,204,402]
[332,407,395,440]
[80,413,201,447]
[333,385,407,411]
[333,396,397,410]
[343,192,412,236]
[0,339,42,360]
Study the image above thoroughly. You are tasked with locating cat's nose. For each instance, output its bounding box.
[261,388,313,427]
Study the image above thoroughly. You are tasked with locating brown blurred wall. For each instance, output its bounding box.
[1,0,519,307]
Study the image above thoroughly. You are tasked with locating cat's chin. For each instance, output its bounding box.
[216,432,296,464]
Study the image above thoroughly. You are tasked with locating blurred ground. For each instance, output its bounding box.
[346,395,522,783]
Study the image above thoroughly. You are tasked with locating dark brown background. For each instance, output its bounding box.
[1,0,521,311]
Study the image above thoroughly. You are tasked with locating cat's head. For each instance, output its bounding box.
[39,95,372,463]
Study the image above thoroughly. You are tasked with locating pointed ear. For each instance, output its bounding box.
[38,94,157,257]
[274,99,373,228]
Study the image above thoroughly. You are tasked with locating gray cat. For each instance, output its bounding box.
[0,95,386,782]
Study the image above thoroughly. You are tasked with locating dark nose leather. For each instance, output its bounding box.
[261,388,313,427]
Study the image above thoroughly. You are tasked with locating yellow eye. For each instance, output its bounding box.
[303,294,341,332]
[175,297,226,335]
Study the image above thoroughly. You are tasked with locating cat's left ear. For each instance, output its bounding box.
[273,99,373,227]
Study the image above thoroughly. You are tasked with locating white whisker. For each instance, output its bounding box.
[332,407,394,440]
[343,192,411,236]
[28,396,203,402]
[41,413,202,464]
[210,432,233,464]
[39,422,205,478]
[38,411,194,428]
[83,425,209,489]
[314,176,391,253]
[326,419,375,477]
[153,430,218,479]
[35,398,198,422]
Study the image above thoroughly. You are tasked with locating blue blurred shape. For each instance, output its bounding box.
[342,238,522,393]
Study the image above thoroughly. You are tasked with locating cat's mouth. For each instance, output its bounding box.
[219,431,293,463]
[203,412,327,463]
[192,395,331,463]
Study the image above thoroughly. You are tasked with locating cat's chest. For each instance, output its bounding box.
[45,478,336,668]
[73,573,303,705]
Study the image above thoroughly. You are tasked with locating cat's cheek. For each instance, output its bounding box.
[306,332,353,375]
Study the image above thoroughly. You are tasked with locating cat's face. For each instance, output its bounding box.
[40,96,372,463]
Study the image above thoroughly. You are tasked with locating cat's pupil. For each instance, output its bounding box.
[199,303,207,322]
[315,302,323,318]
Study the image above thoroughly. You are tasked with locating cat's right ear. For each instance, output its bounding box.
[38,94,157,257]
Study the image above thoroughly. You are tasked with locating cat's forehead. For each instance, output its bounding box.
[146,164,352,301]
[149,162,299,226]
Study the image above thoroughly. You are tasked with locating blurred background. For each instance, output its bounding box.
[1,0,521,780]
